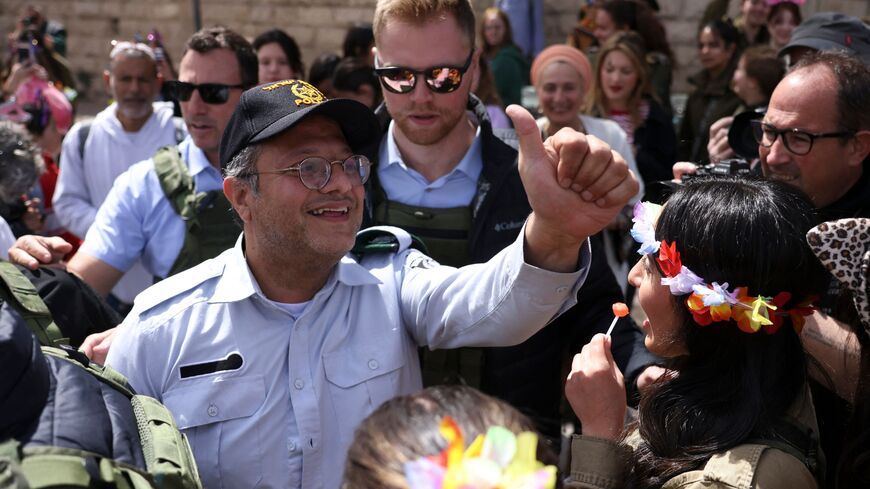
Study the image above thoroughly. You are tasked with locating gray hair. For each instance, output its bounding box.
[109,41,156,62]
[223,144,262,193]
[0,121,44,204]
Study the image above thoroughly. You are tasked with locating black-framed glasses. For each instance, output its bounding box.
[374,50,474,94]
[253,155,372,190]
[164,81,244,104]
[751,119,853,156]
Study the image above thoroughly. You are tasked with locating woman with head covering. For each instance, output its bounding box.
[531,43,643,293]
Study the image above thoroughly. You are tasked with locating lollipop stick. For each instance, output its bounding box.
[605,316,619,336]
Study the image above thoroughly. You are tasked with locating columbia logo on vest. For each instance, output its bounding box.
[494,221,524,232]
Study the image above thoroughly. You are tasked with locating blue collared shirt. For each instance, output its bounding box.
[377,120,483,207]
[107,227,590,489]
[80,137,224,278]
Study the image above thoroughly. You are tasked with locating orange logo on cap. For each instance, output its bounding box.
[261,79,325,106]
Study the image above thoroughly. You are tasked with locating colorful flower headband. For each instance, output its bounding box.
[404,417,556,489]
[630,201,815,334]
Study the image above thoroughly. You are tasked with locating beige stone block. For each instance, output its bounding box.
[314,26,346,50]
[333,7,373,24]
[296,7,334,25]
[286,25,315,45]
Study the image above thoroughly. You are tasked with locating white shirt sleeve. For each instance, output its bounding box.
[0,216,17,259]
[54,123,98,238]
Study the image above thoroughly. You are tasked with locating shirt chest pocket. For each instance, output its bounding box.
[163,375,267,489]
[323,348,405,440]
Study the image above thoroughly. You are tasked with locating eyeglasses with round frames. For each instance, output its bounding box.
[374,50,474,94]
[751,119,853,156]
[252,155,372,190]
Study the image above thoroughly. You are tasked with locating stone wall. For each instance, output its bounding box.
[2,0,868,115]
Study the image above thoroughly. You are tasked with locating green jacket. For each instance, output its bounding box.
[566,384,821,489]
[490,44,529,107]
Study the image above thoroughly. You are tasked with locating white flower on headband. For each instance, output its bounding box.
[692,282,739,307]
[630,201,662,255]
[660,267,704,295]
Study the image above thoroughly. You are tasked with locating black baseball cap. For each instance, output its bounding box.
[779,12,870,66]
[219,79,380,170]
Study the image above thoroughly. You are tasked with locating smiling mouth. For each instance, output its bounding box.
[309,207,349,216]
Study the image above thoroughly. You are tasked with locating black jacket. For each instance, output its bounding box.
[0,304,145,468]
[364,96,659,439]
[634,98,679,186]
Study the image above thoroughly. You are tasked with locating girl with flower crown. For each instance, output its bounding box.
[564,177,828,488]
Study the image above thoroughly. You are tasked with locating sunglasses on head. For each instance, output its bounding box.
[374,50,474,94]
[164,80,244,104]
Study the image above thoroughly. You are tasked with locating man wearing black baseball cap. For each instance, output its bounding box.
[103,77,637,488]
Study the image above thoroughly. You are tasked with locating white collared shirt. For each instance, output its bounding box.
[107,227,590,489]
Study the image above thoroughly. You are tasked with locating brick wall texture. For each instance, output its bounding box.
[2,0,869,115]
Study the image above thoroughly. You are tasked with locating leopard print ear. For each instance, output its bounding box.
[807,218,870,332]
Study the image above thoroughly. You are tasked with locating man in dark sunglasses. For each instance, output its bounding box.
[368,0,660,446]
[9,27,257,320]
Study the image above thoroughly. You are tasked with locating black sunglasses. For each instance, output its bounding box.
[164,81,244,104]
[374,50,474,94]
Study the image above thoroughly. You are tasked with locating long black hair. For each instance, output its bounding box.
[628,177,827,487]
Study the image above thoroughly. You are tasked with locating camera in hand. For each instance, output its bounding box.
[681,158,752,183]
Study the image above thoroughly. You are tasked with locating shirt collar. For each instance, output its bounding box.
[179,136,218,178]
[379,120,483,181]
[210,234,382,304]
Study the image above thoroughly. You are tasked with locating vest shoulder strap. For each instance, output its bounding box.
[352,225,428,258]
[152,146,195,220]
[0,262,66,347]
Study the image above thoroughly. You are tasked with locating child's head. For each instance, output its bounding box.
[343,385,555,489]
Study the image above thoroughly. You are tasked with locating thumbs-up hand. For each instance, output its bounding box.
[506,105,638,271]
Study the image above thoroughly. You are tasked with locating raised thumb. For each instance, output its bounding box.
[506,104,548,173]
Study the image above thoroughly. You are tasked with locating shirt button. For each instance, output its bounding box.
[556,286,569,294]
[294,379,304,389]
[367,359,379,370]
[207,404,218,417]
[288,442,297,452]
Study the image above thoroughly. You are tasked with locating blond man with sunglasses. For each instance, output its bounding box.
[367,0,661,441]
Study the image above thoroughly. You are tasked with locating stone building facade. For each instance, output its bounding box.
[2,0,869,115]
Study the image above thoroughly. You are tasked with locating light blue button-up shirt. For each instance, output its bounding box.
[107,227,590,489]
[377,120,483,207]
[80,137,224,279]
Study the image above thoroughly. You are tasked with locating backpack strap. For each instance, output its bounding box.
[77,120,93,161]
[14,446,154,488]
[171,118,186,145]
[41,346,135,398]
[152,146,197,220]
[0,262,66,347]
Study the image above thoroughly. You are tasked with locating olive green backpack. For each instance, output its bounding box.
[0,262,202,489]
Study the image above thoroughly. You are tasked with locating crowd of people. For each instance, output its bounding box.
[1,1,869,488]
